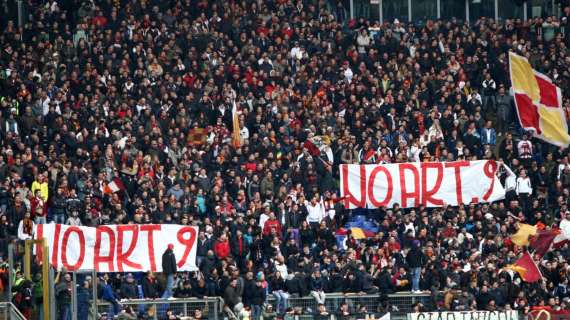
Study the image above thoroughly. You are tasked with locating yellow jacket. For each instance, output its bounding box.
[31,181,49,202]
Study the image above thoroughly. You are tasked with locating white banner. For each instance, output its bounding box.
[35,224,198,272]
[340,161,505,209]
[408,311,519,320]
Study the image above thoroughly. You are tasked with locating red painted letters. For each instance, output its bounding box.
[421,162,444,206]
[367,166,393,207]
[339,161,504,208]
[399,163,420,207]
[176,226,198,268]
[445,161,470,205]
[61,227,86,271]
[341,164,367,208]
[94,226,116,271]
[140,224,161,272]
[116,225,142,272]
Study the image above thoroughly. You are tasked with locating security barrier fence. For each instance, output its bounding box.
[97,297,220,319]
[0,302,27,320]
[96,292,433,320]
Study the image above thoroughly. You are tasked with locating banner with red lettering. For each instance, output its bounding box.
[340,161,505,209]
[35,224,198,272]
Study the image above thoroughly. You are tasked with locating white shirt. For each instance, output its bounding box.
[516,177,532,195]
[505,173,516,192]
[305,199,325,223]
[259,213,270,229]
[42,97,51,116]
[558,163,569,179]
[404,222,415,237]
[290,46,302,60]
[240,127,250,141]
[344,67,353,83]
[275,262,288,280]
[407,145,421,162]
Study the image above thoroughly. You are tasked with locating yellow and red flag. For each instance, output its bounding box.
[232,100,241,148]
[504,252,542,282]
[511,223,538,246]
[509,52,570,148]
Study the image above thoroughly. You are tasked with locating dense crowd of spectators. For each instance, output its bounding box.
[2,0,570,319]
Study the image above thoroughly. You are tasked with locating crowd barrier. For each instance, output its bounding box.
[97,297,220,319]
[0,302,26,320]
[96,292,433,320]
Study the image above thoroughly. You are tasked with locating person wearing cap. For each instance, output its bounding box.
[161,243,177,299]
[120,273,139,300]
[406,240,424,294]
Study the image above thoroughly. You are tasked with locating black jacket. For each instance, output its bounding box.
[200,255,218,276]
[406,246,424,268]
[246,283,266,306]
[162,248,177,275]
[197,237,213,257]
[230,236,249,258]
[142,277,160,298]
[243,279,256,306]
[120,281,138,299]
[285,274,309,297]
[174,285,193,298]
[51,195,67,215]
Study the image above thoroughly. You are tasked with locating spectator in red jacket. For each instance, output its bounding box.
[29,190,46,224]
[214,233,231,260]
[263,212,282,237]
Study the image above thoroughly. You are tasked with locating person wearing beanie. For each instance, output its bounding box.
[161,243,177,299]
[406,240,424,294]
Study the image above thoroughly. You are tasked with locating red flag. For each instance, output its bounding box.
[530,229,561,257]
[505,252,542,282]
[303,140,321,156]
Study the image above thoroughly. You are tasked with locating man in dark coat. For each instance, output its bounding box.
[120,273,139,299]
[406,240,424,293]
[142,272,160,299]
[161,243,177,298]
[230,229,249,269]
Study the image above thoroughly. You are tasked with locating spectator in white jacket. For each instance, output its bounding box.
[356,28,371,54]
[516,169,532,215]
[305,195,325,229]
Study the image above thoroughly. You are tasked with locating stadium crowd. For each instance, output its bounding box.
[2,0,570,319]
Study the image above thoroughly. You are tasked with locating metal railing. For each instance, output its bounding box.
[263,292,433,319]
[95,292,433,320]
[97,297,220,320]
[0,302,27,320]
